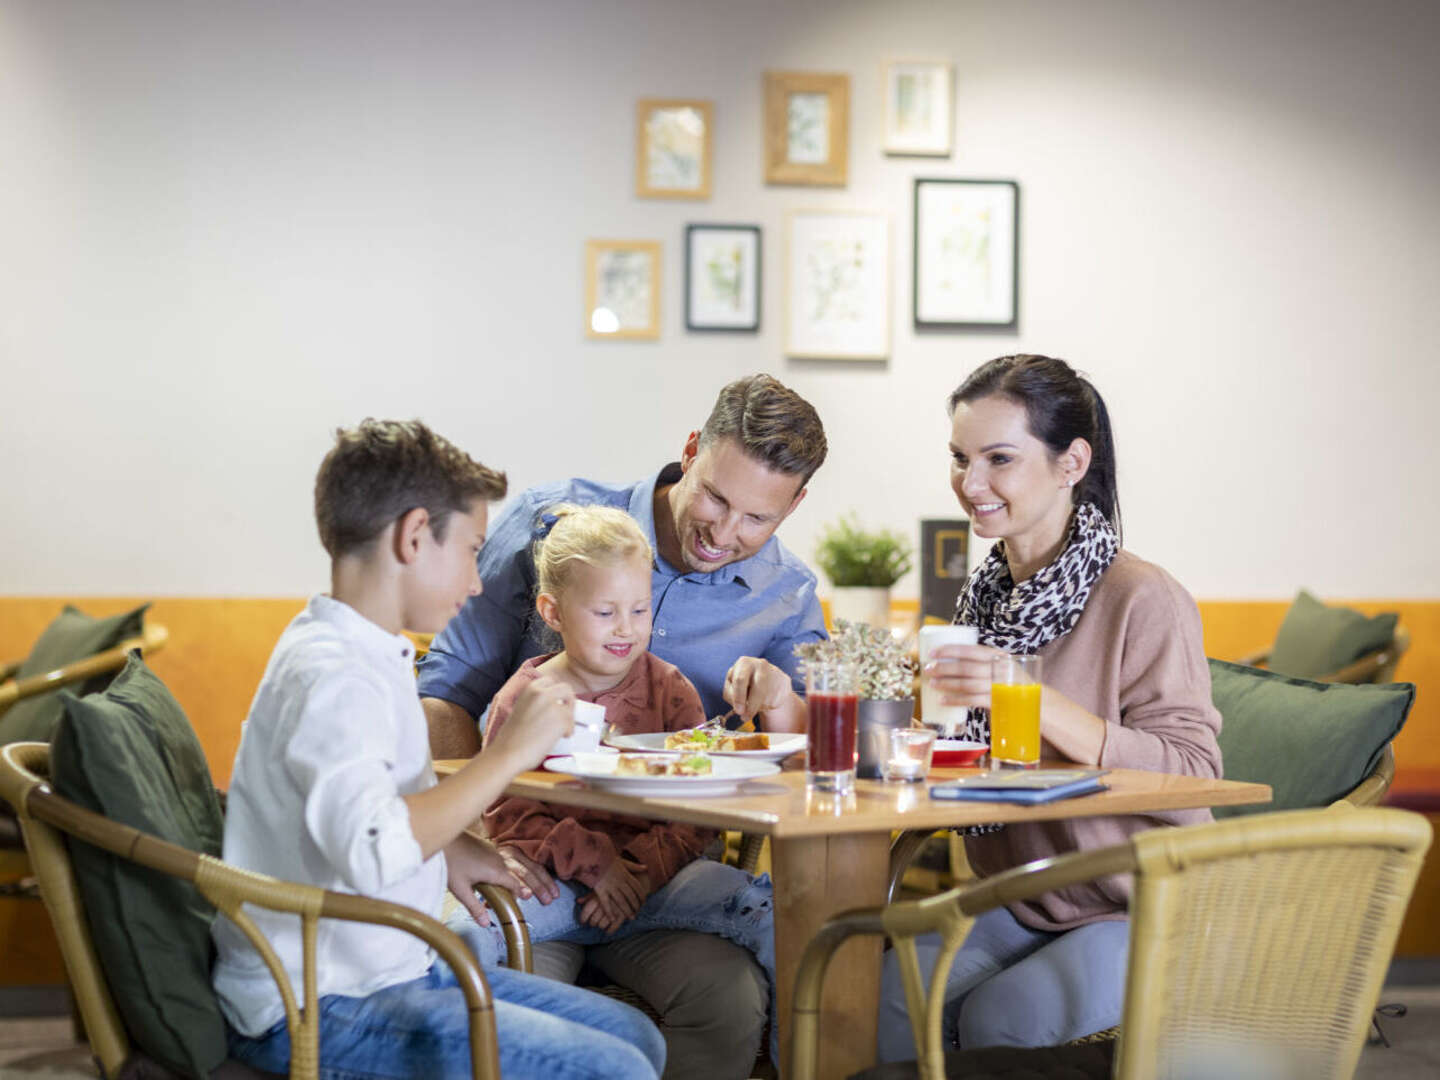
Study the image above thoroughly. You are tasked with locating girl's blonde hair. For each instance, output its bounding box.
[534,503,653,597]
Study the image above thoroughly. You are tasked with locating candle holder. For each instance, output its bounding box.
[882,727,937,783]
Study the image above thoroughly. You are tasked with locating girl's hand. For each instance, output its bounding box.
[488,675,575,770]
[498,844,560,904]
[924,643,1007,709]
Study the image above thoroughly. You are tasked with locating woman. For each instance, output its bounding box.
[877,354,1222,1060]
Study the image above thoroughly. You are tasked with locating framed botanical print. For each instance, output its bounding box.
[913,178,1019,330]
[763,71,849,186]
[883,60,954,156]
[685,224,761,332]
[636,99,713,199]
[784,209,890,360]
[585,239,661,340]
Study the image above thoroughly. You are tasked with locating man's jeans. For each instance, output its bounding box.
[876,905,1130,1061]
[228,951,666,1080]
[458,857,778,1062]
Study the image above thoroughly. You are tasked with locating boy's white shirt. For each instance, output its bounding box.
[211,593,446,1037]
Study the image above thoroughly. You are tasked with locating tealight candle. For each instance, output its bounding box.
[882,727,937,783]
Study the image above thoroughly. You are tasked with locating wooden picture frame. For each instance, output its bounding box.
[635,99,713,200]
[685,224,761,332]
[784,208,890,360]
[913,178,1019,330]
[585,239,661,340]
[882,59,954,157]
[764,71,849,186]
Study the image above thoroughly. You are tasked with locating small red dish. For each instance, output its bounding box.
[931,739,988,767]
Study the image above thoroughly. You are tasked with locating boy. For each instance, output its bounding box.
[211,419,665,1079]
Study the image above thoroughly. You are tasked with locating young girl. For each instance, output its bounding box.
[461,505,777,1042]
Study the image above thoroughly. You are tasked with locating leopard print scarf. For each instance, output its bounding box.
[949,500,1119,747]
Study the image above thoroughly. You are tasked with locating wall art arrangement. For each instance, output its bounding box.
[636,99,712,199]
[784,209,890,360]
[685,224,761,332]
[585,59,1031,345]
[585,239,661,340]
[883,60,954,157]
[913,178,1019,330]
[764,71,850,186]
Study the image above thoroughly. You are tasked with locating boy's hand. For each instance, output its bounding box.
[498,844,560,905]
[723,657,792,725]
[486,674,576,771]
[445,833,527,927]
[578,861,652,933]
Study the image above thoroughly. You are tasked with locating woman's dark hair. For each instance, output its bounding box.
[947,354,1121,540]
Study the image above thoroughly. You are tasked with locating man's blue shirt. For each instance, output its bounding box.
[416,464,827,725]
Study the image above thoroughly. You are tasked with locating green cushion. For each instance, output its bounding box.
[1267,590,1398,680]
[51,652,227,1079]
[1209,657,1413,819]
[0,603,149,745]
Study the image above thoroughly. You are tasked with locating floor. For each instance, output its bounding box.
[2,977,1438,1079]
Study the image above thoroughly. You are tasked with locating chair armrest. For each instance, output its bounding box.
[0,624,170,713]
[0,660,20,683]
[1322,646,1390,684]
[1335,744,1396,808]
[476,883,532,972]
[1233,648,1271,669]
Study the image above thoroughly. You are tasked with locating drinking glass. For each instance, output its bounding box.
[806,659,858,794]
[882,727,937,783]
[918,625,979,736]
[989,654,1042,768]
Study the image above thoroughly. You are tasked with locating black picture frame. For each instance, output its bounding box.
[912,178,1020,331]
[684,224,762,332]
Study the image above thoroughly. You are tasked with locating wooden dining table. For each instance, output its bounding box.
[437,758,1271,1077]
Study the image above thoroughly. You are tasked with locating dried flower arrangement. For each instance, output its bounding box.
[794,618,917,702]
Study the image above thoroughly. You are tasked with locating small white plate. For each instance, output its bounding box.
[605,730,806,763]
[545,753,780,797]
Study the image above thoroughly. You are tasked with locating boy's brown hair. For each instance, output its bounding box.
[698,373,828,485]
[314,419,507,558]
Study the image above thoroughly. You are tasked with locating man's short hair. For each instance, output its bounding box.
[697,374,828,485]
[314,419,507,558]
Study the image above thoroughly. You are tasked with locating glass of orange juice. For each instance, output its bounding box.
[989,654,1042,768]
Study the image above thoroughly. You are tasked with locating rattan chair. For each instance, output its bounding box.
[0,741,531,1080]
[0,622,170,719]
[791,805,1431,1080]
[1237,624,1410,685]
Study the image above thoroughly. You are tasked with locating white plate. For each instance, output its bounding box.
[545,753,781,797]
[604,730,807,763]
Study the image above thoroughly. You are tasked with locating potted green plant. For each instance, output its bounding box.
[795,619,917,779]
[813,514,914,631]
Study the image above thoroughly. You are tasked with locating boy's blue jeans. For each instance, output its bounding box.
[227,939,666,1080]
[457,857,778,1061]
[876,905,1130,1061]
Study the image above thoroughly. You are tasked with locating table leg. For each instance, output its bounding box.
[771,831,890,1078]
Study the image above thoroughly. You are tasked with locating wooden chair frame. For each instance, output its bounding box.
[0,623,170,717]
[790,805,1431,1080]
[1237,624,1410,685]
[0,741,531,1080]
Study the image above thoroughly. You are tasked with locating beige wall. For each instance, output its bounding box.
[2,0,1438,601]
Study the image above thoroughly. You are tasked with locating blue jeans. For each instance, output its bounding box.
[876,905,1130,1061]
[228,947,666,1079]
[457,858,777,1063]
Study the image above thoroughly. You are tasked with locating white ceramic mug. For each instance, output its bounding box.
[550,699,608,756]
[918,624,979,736]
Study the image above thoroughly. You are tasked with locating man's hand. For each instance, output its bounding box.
[723,657,794,727]
[445,832,527,927]
[498,844,560,905]
[577,861,652,934]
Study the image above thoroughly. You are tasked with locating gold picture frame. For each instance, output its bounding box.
[635,99,713,200]
[585,239,661,341]
[764,71,849,186]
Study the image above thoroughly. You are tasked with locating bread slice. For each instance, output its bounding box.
[616,753,714,777]
[664,729,770,752]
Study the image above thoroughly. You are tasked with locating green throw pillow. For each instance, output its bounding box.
[1267,590,1398,680]
[0,603,149,745]
[1209,657,1412,819]
[50,652,227,1079]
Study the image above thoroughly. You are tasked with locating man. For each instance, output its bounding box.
[418,374,828,1079]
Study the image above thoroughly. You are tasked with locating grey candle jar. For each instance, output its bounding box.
[855,698,917,779]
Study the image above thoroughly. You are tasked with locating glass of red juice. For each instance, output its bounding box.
[806,659,859,794]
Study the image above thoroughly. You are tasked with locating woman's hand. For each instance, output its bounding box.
[923,642,1007,709]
